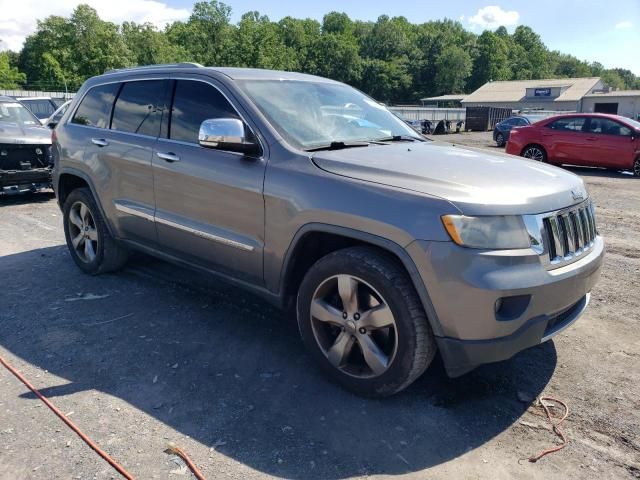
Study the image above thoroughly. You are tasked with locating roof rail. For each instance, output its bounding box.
[105,63,204,74]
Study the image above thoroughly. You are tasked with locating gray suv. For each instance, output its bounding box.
[52,64,604,397]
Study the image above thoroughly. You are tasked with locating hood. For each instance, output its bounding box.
[311,141,588,216]
[0,122,52,145]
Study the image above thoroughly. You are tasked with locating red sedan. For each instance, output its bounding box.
[505,113,640,176]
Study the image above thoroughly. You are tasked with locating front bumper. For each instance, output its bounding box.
[0,168,52,191]
[406,236,604,377]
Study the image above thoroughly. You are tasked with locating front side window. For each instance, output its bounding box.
[237,79,422,150]
[587,118,632,136]
[169,80,239,144]
[548,117,586,132]
[72,83,121,128]
[112,80,166,137]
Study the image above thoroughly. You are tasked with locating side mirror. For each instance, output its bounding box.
[47,121,58,129]
[198,118,260,155]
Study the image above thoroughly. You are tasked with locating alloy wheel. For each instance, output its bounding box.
[496,133,504,146]
[310,274,398,378]
[523,146,545,161]
[68,201,99,263]
[634,159,640,177]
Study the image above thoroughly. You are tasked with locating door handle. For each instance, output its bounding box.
[91,138,108,147]
[586,137,597,141]
[156,152,180,163]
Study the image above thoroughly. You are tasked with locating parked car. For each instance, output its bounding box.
[0,96,53,194]
[43,100,72,129]
[52,64,604,397]
[16,97,59,123]
[493,115,547,147]
[505,113,640,176]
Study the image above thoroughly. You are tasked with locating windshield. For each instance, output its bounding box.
[0,102,39,126]
[625,117,640,130]
[237,80,423,150]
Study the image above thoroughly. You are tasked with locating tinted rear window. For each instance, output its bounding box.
[72,83,121,128]
[169,80,238,144]
[111,80,166,137]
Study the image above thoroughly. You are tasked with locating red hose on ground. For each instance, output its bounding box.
[528,396,570,463]
[0,354,205,479]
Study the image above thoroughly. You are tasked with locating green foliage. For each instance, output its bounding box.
[10,2,640,102]
[0,52,26,88]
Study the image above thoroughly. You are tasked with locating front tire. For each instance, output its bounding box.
[63,188,128,274]
[521,144,547,162]
[634,158,640,177]
[296,247,436,397]
[495,132,505,147]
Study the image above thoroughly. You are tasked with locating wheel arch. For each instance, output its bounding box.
[278,223,445,337]
[56,168,116,237]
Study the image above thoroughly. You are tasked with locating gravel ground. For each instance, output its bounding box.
[1,132,639,479]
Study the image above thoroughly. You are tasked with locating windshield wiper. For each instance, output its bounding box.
[373,135,423,143]
[305,141,370,152]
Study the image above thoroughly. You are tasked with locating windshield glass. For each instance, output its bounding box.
[625,117,640,129]
[237,80,422,150]
[0,102,39,125]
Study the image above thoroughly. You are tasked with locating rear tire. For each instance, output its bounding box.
[521,144,547,162]
[634,158,640,177]
[296,246,436,397]
[63,188,128,275]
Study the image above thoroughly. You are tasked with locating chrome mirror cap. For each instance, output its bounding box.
[198,118,258,154]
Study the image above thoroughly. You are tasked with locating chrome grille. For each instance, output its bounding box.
[524,200,598,270]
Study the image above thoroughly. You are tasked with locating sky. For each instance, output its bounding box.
[1,0,639,75]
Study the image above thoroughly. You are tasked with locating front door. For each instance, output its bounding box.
[582,117,636,169]
[152,78,266,284]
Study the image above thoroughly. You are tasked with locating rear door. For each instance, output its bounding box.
[71,79,168,244]
[152,77,266,284]
[542,116,588,164]
[582,117,636,168]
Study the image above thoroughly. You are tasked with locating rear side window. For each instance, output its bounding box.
[112,80,166,137]
[169,80,238,144]
[72,83,121,128]
[547,117,586,132]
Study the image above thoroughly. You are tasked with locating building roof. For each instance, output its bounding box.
[420,94,467,102]
[585,90,640,98]
[462,77,602,104]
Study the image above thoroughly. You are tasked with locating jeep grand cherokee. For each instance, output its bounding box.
[52,64,604,397]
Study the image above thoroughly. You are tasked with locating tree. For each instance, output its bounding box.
[11,4,640,103]
[469,30,511,90]
[434,45,472,94]
[121,22,188,65]
[166,1,233,65]
[0,52,26,88]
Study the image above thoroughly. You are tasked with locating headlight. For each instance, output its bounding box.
[441,215,530,249]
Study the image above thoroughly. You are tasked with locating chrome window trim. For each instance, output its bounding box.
[64,74,265,158]
[524,199,598,270]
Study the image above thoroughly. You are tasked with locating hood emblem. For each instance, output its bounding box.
[571,189,584,201]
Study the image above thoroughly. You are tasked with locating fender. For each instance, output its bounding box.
[279,222,445,337]
[55,166,118,239]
